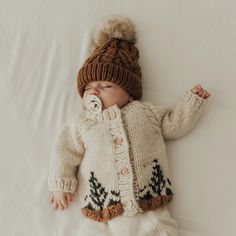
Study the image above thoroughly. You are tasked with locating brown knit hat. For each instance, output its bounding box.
[77,16,142,100]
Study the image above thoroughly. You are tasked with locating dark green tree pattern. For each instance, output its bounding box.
[139,159,173,201]
[84,172,121,211]
[107,190,121,206]
[166,178,173,196]
[139,188,152,201]
[88,172,108,210]
[149,159,166,195]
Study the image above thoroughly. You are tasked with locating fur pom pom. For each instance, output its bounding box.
[92,15,137,48]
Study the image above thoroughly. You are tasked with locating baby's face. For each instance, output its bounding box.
[82,81,130,110]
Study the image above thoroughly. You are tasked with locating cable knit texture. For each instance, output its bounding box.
[77,16,142,100]
[77,38,142,100]
[48,90,207,222]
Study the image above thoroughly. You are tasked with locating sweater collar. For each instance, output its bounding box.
[84,101,137,122]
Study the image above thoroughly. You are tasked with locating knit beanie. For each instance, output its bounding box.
[77,16,142,100]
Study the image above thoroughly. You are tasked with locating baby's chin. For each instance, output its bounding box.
[102,103,116,110]
[102,101,129,110]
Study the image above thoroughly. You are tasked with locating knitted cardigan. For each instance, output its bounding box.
[48,90,207,222]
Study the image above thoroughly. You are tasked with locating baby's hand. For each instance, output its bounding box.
[49,191,73,211]
[191,84,211,100]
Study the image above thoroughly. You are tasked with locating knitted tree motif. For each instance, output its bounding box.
[107,190,121,206]
[84,202,94,210]
[166,178,173,196]
[88,172,108,210]
[149,159,166,195]
[138,159,173,202]
[139,186,152,201]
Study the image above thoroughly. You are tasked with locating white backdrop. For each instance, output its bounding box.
[0,0,236,236]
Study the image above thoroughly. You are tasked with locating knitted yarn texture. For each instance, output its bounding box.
[48,90,207,222]
[77,16,142,100]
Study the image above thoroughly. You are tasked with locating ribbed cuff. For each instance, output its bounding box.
[48,176,78,193]
[184,90,207,111]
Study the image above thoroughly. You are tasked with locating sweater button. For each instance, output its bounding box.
[107,111,116,120]
[113,137,123,145]
[124,200,133,209]
[121,167,129,176]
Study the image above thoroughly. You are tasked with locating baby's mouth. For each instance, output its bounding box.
[91,101,98,108]
[86,95,102,114]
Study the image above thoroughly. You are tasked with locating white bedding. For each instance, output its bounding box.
[1,0,236,235]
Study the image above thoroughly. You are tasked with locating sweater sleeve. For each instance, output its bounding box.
[143,90,208,140]
[48,124,85,193]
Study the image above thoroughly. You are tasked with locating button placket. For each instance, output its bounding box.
[109,110,116,120]
[124,199,133,209]
[108,107,138,216]
[120,167,129,176]
[105,110,117,121]
[113,137,123,146]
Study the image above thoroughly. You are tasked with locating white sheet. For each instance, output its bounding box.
[1,0,236,235]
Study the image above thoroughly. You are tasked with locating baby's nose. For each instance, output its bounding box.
[89,87,99,95]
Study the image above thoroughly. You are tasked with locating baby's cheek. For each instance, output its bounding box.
[81,97,86,105]
[82,96,89,109]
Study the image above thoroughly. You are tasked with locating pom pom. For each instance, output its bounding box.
[92,15,137,48]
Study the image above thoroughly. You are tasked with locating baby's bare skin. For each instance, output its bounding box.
[49,83,211,211]
[191,84,211,99]
[49,191,73,211]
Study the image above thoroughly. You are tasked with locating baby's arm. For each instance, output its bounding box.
[161,84,210,139]
[144,84,211,140]
[48,124,84,210]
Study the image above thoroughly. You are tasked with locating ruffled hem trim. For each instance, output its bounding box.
[81,203,124,222]
[81,195,173,222]
[139,195,173,211]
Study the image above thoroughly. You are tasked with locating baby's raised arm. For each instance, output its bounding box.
[143,84,211,140]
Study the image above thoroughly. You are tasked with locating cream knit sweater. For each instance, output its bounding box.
[48,90,207,222]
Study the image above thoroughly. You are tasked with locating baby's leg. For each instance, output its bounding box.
[108,207,179,236]
[78,218,112,236]
[109,213,151,236]
[143,206,180,236]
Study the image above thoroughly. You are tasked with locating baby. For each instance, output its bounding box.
[48,16,210,236]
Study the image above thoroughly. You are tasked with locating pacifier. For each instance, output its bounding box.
[86,95,102,114]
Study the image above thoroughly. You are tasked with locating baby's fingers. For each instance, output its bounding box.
[60,195,69,209]
[52,198,59,210]
[191,85,202,94]
[200,90,210,99]
[202,90,211,99]
[49,193,54,204]
[49,193,58,210]
[57,200,66,211]
[197,89,204,96]
[66,193,73,203]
